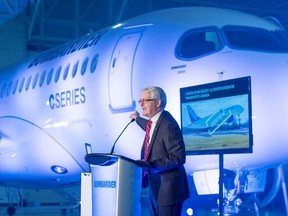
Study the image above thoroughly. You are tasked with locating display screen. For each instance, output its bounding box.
[180,76,253,155]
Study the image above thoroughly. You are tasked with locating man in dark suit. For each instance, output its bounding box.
[130,86,190,216]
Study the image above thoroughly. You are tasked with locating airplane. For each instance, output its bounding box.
[1,6,288,215]
[183,104,244,135]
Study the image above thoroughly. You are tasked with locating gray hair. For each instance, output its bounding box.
[142,86,167,109]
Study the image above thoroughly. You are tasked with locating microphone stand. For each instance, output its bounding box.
[110,118,135,154]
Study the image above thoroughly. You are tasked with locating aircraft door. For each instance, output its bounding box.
[108,32,142,113]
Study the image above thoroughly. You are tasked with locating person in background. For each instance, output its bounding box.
[130,86,190,216]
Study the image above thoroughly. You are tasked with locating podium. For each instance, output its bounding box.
[84,153,142,216]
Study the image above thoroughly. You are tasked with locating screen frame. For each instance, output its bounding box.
[180,76,253,155]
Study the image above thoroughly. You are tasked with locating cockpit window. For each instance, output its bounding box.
[223,25,288,52]
[175,28,222,59]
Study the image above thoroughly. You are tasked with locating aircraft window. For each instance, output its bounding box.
[6,81,12,96]
[175,29,221,59]
[223,26,288,52]
[54,66,61,83]
[1,83,6,98]
[90,53,99,73]
[12,79,18,94]
[72,60,79,78]
[39,70,46,87]
[47,68,54,85]
[63,64,70,81]
[25,75,32,91]
[19,77,25,93]
[81,57,89,75]
[32,73,39,89]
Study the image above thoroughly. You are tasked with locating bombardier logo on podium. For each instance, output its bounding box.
[93,180,117,188]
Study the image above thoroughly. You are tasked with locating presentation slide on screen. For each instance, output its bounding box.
[180,77,252,155]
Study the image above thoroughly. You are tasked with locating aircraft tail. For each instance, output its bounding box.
[187,105,200,122]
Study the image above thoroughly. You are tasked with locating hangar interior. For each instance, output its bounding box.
[1,0,288,69]
[0,0,288,216]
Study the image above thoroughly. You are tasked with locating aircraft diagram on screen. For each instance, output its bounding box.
[184,104,244,135]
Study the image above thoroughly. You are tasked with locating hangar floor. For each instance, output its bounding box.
[0,196,285,216]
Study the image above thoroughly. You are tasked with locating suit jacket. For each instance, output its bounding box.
[136,110,190,206]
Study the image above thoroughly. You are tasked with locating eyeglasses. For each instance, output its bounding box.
[138,99,157,104]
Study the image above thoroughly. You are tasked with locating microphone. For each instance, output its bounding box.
[110,118,135,154]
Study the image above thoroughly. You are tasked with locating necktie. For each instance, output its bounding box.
[144,120,152,160]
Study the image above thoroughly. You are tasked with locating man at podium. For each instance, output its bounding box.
[130,86,190,216]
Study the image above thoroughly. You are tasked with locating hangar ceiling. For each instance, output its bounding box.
[1,0,288,52]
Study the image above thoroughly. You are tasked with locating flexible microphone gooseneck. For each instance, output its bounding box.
[110,118,135,154]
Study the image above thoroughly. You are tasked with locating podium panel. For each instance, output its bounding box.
[81,173,92,216]
[92,163,118,215]
[86,154,142,216]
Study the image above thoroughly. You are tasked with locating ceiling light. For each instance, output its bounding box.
[51,165,68,174]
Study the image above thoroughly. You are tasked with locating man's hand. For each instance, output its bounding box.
[130,110,139,121]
